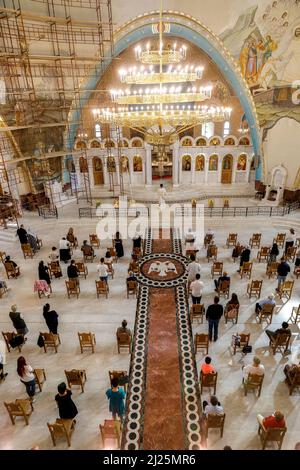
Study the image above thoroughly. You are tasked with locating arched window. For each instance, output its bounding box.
[132,139,143,148]
[90,139,101,148]
[223,121,230,137]
[210,137,221,146]
[196,138,207,146]
[182,137,193,147]
[209,155,218,171]
[224,137,235,146]
[239,137,250,146]
[195,155,205,172]
[182,155,191,171]
[202,122,214,139]
[95,124,101,139]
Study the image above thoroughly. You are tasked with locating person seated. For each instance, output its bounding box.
[132,233,142,250]
[226,293,239,309]
[242,356,265,382]
[0,280,9,296]
[232,242,243,262]
[214,271,230,292]
[116,319,132,338]
[201,356,215,375]
[257,410,286,430]
[27,228,40,253]
[128,255,139,273]
[189,273,203,304]
[104,250,113,266]
[48,246,59,263]
[203,395,224,417]
[81,240,95,257]
[4,256,20,276]
[265,321,291,343]
[238,245,251,271]
[97,258,108,282]
[206,228,215,240]
[269,243,279,263]
[127,271,137,283]
[283,362,300,384]
[67,260,79,284]
[255,293,276,315]
[66,227,77,246]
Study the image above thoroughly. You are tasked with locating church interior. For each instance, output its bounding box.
[0,0,300,452]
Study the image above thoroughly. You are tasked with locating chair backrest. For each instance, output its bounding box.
[264,427,286,442]
[240,333,250,345]
[287,246,297,256]
[251,280,262,289]
[213,262,223,270]
[260,247,270,254]
[127,280,137,290]
[261,303,275,314]
[0,251,6,263]
[247,373,264,386]
[201,371,217,386]
[282,280,294,291]
[65,369,82,383]
[49,262,60,272]
[207,413,225,428]
[205,234,213,244]
[48,421,68,440]
[75,262,85,271]
[192,304,205,314]
[100,420,120,447]
[195,333,208,346]
[66,280,78,291]
[109,370,127,385]
[275,332,290,347]
[268,262,279,272]
[117,332,131,345]
[22,244,32,253]
[252,234,261,241]
[89,234,98,242]
[229,234,237,241]
[276,234,285,242]
[242,262,252,272]
[78,332,93,345]
[219,280,230,291]
[109,247,116,256]
[42,332,56,344]
[96,280,107,290]
[5,262,15,273]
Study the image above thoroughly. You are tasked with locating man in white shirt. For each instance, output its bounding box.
[190,274,204,304]
[187,254,201,286]
[285,228,296,254]
[203,395,224,416]
[255,293,276,315]
[185,228,195,243]
[157,184,167,206]
[97,258,108,282]
[242,356,265,381]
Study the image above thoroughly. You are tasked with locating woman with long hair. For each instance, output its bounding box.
[43,303,58,334]
[114,231,124,258]
[17,356,36,401]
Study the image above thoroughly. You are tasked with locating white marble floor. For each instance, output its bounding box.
[0,204,299,450]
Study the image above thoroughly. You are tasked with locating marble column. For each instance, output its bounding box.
[172,141,179,187]
[145,143,152,188]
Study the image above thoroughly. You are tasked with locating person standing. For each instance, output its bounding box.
[276,257,290,291]
[114,232,124,258]
[157,183,167,206]
[0,352,8,381]
[189,273,204,304]
[9,305,28,336]
[269,242,279,263]
[55,382,78,420]
[206,296,223,342]
[285,229,296,254]
[59,237,71,263]
[238,245,251,272]
[16,224,28,245]
[187,254,201,287]
[106,377,126,420]
[43,303,58,334]
[17,356,36,401]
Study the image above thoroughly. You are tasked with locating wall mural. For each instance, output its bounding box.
[221,0,300,128]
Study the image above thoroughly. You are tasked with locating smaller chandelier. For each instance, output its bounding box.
[135,42,187,64]
[119,64,204,84]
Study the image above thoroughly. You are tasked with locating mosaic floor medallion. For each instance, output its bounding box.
[138,252,188,288]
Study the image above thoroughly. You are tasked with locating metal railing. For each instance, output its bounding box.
[38,205,58,219]
[79,206,149,218]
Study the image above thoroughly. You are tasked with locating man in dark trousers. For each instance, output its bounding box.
[276,257,290,291]
[67,260,79,285]
[238,245,251,272]
[206,296,223,342]
[16,224,28,245]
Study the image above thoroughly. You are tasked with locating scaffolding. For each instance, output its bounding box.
[0,0,115,210]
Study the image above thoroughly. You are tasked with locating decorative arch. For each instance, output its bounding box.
[66,10,261,179]
[89,139,101,148]
[131,137,144,148]
[75,140,87,150]
[239,136,250,146]
[209,136,222,146]
[195,137,207,146]
[224,136,237,146]
[104,139,116,148]
[120,155,129,172]
[181,137,194,147]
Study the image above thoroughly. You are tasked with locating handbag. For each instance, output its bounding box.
[37,334,45,348]
[242,345,252,354]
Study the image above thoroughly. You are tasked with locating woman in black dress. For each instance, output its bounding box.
[43,303,58,334]
[114,231,124,258]
[38,261,51,287]
[55,382,78,420]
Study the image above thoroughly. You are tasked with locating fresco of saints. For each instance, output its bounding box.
[237,155,247,171]
[195,156,205,171]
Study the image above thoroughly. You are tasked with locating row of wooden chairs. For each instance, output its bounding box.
[190,303,239,325]
[65,279,138,299]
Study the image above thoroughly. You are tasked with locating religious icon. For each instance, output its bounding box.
[237,155,247,171]
[107,156,116,173]
[195,156,205,172]
[120,156,129,173]
[223,156,232,170]
[79,156,88,173]
[182,156,191,171]
[133,156,142,172]
[209,156,218,171]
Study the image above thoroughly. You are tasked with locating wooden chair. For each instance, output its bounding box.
[258,422,286,450]
[34,368,46,392]
[257,303,275,324]
[96,280,109,298]
[65,280,80,299]
[0,282,8,298]
[247,280,263,298]
[294,265,300,279]
[48,419,76,447]
[65,369,87,393]
[286,246,297,263]
[232,333,250,355]
[82,248,94,263]
[285,367,300,395]
[205,413,225,438]
[2,331,24,353]
[194,333,209,354]
[78,332,96,353]
[105,263,114,279]
[200,371,218,394]
[117,332,132,354]
[108,247,118,263]
[258,246,270,263]
[204,234,213,248]
[128,260,139,275]
[21,244,34,259]
[269,332,291,355]
[278,280,294,300]
[243,373,264,397]
[4,261,20,279]
[240,262,253,279]
[127,280,138,298]
[226,233,237,248]
[290,305,300,324]
[109,370,128,392]
[273,233,286,248]
[4,399,34,425]
[89,234,100,249]
[47,261,62,279]
[132,247,142,258]
[217,280,230,299]
[207,245,218,262]
[211,261,223,278]
[100,419,121,449]
[266,262,279,279]
[75,262,88,279]
[224,304,239,324]
[0,251,6,263]
[249,233,261,248]
[40,332,61,353]
[190,304,205,323]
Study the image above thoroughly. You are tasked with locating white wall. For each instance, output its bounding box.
[263,118,300,190]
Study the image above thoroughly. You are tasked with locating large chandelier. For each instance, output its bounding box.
[94,6,231,145]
